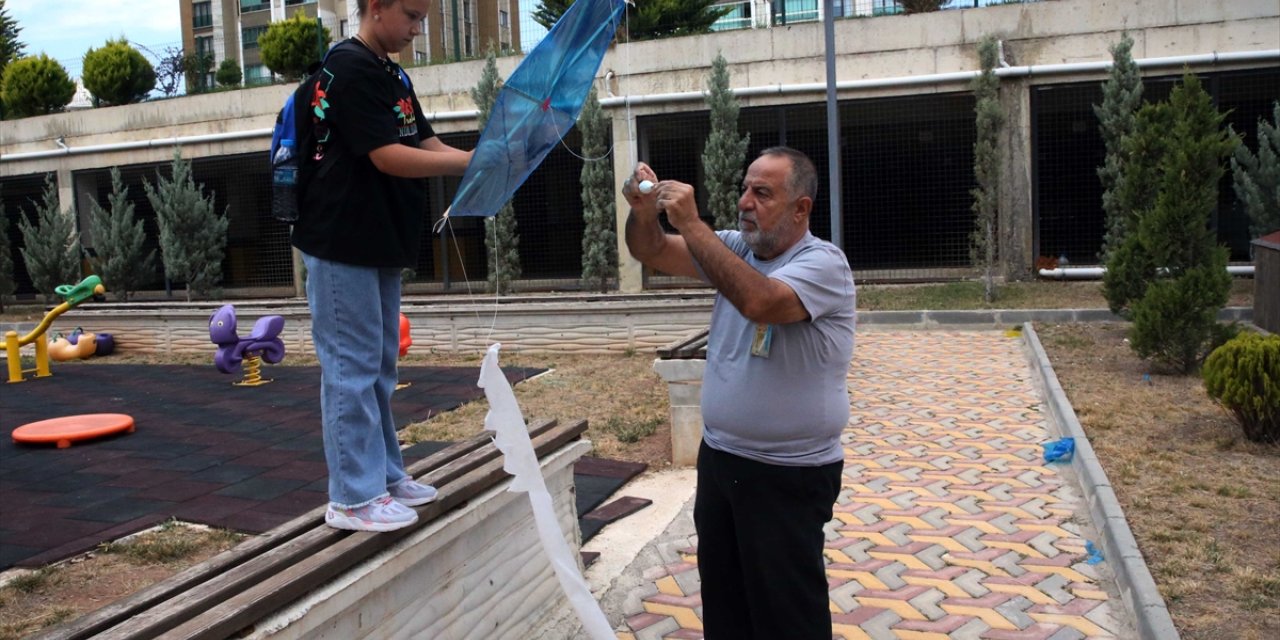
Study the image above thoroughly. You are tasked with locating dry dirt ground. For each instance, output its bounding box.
[1037,323,1279,640]
[0,280,1271,638]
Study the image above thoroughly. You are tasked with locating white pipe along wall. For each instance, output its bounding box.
[4,49,1276,163]
[1039,266,1256,279]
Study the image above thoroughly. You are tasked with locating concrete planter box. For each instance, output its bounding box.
[248,440,592,639]
[653,358,705,467]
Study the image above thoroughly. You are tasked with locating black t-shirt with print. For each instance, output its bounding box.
[291,40,437,268]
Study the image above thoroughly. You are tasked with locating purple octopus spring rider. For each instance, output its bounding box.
[209,304,286,386]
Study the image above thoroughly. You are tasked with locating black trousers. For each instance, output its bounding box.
[693,440,843,640]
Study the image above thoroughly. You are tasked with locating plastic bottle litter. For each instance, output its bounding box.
[272,139,299,223]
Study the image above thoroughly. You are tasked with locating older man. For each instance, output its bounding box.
[624,146,856,638]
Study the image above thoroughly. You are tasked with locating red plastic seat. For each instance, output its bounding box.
[12,414,135,449]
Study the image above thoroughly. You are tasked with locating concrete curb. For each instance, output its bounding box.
[1021,323,1181,640]
[858,306,1252,328]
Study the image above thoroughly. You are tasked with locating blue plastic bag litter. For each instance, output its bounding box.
[1043,437,1075,463]
[1085,540,1105,565]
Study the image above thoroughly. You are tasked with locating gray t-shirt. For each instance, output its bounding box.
[696,230,856,467]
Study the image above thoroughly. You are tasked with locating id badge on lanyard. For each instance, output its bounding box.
[751,323,773,358]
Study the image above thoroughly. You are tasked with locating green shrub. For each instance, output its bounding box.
[1,53,74,117]
[1129,258,1231,374]
[81,38,156,106]
[1203,332,1280,443]
[215,58,241,88]
[257,11,329,81]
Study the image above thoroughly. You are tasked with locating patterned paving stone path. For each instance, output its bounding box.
[617,330,1132,640]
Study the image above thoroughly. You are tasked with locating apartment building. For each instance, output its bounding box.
[179,0,521,89]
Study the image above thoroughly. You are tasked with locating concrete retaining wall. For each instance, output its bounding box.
[248,441,592,640]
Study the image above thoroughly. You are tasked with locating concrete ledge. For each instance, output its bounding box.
[250,440,593,640]
[1021,323,1180,640]
[3,304,1252,359]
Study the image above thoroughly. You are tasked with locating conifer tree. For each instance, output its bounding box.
[0,186,17,312]
[702,52,749,231]
[472,49,521,294]
[1102,101,1169,315]
[0,0,26,118]
[1093,33,1143,262]
[17,174,81,301]
[88,167,156,300]
[81,38,156,107]
[258,11,330,81]
[970,37,1002,303]
[1231,102,1280,239]
[1119,74,1238,373]
[579,86,616,292]
[143,149,229,301]
[1,53,75,117]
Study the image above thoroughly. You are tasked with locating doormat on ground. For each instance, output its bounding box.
[0,362,542,572]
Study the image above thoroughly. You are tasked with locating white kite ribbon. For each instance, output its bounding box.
[478,343,614,639]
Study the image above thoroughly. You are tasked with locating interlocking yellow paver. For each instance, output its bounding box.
[1028,611,1109,635]
[655,575,683,596]
[642,602,704,631]
[616,331,1126,639]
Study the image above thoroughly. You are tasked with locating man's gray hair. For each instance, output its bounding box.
[759,146,818,202]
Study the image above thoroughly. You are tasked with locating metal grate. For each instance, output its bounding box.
[1032,66,1280,266]
[73,152,296,294]
[636,91,978,283]
[418,127,590,291]
[0,172,52,297]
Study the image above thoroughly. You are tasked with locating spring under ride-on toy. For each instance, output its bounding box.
[209,304,286,386]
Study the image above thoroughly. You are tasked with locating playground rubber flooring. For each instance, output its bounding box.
[0,362,561,572]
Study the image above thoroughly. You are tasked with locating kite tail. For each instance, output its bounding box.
[478,344,615,639]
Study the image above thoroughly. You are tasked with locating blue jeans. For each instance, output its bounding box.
[302,252,408,508]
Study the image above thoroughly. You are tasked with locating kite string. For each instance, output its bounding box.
[554,4,629,164]
[436,215,499,344]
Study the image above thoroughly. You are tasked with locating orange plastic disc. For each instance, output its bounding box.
[12,414,135,449]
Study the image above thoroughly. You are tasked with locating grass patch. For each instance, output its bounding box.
[99,521,242,565]
[853,278,1252,311]
[5,569,57,594]
[605,416,662,444]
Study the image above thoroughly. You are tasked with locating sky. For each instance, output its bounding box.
[7,0,182,80]
[7,0,549,76]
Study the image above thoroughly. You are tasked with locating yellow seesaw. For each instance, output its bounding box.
[5,276,106,384]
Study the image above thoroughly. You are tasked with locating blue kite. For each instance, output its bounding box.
[443,0,627,219]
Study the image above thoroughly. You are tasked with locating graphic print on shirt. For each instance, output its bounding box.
[310,68,336,161]
[395,96,418,140]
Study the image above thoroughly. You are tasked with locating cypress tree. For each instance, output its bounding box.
[1093,33,1144,262]
[143,149,229,301]
[1231,102,1280,239]
[970,36,1002,303]
[1103,99,1170,315]
[702,52,749,231]
[472,49,521,294]
[17,174,81,302]
[579,86,616,292]
[87,166,156,300]
[1124,73,1238,373]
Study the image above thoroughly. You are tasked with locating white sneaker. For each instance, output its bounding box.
[389,479,439,507]
[325,496,418,532]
